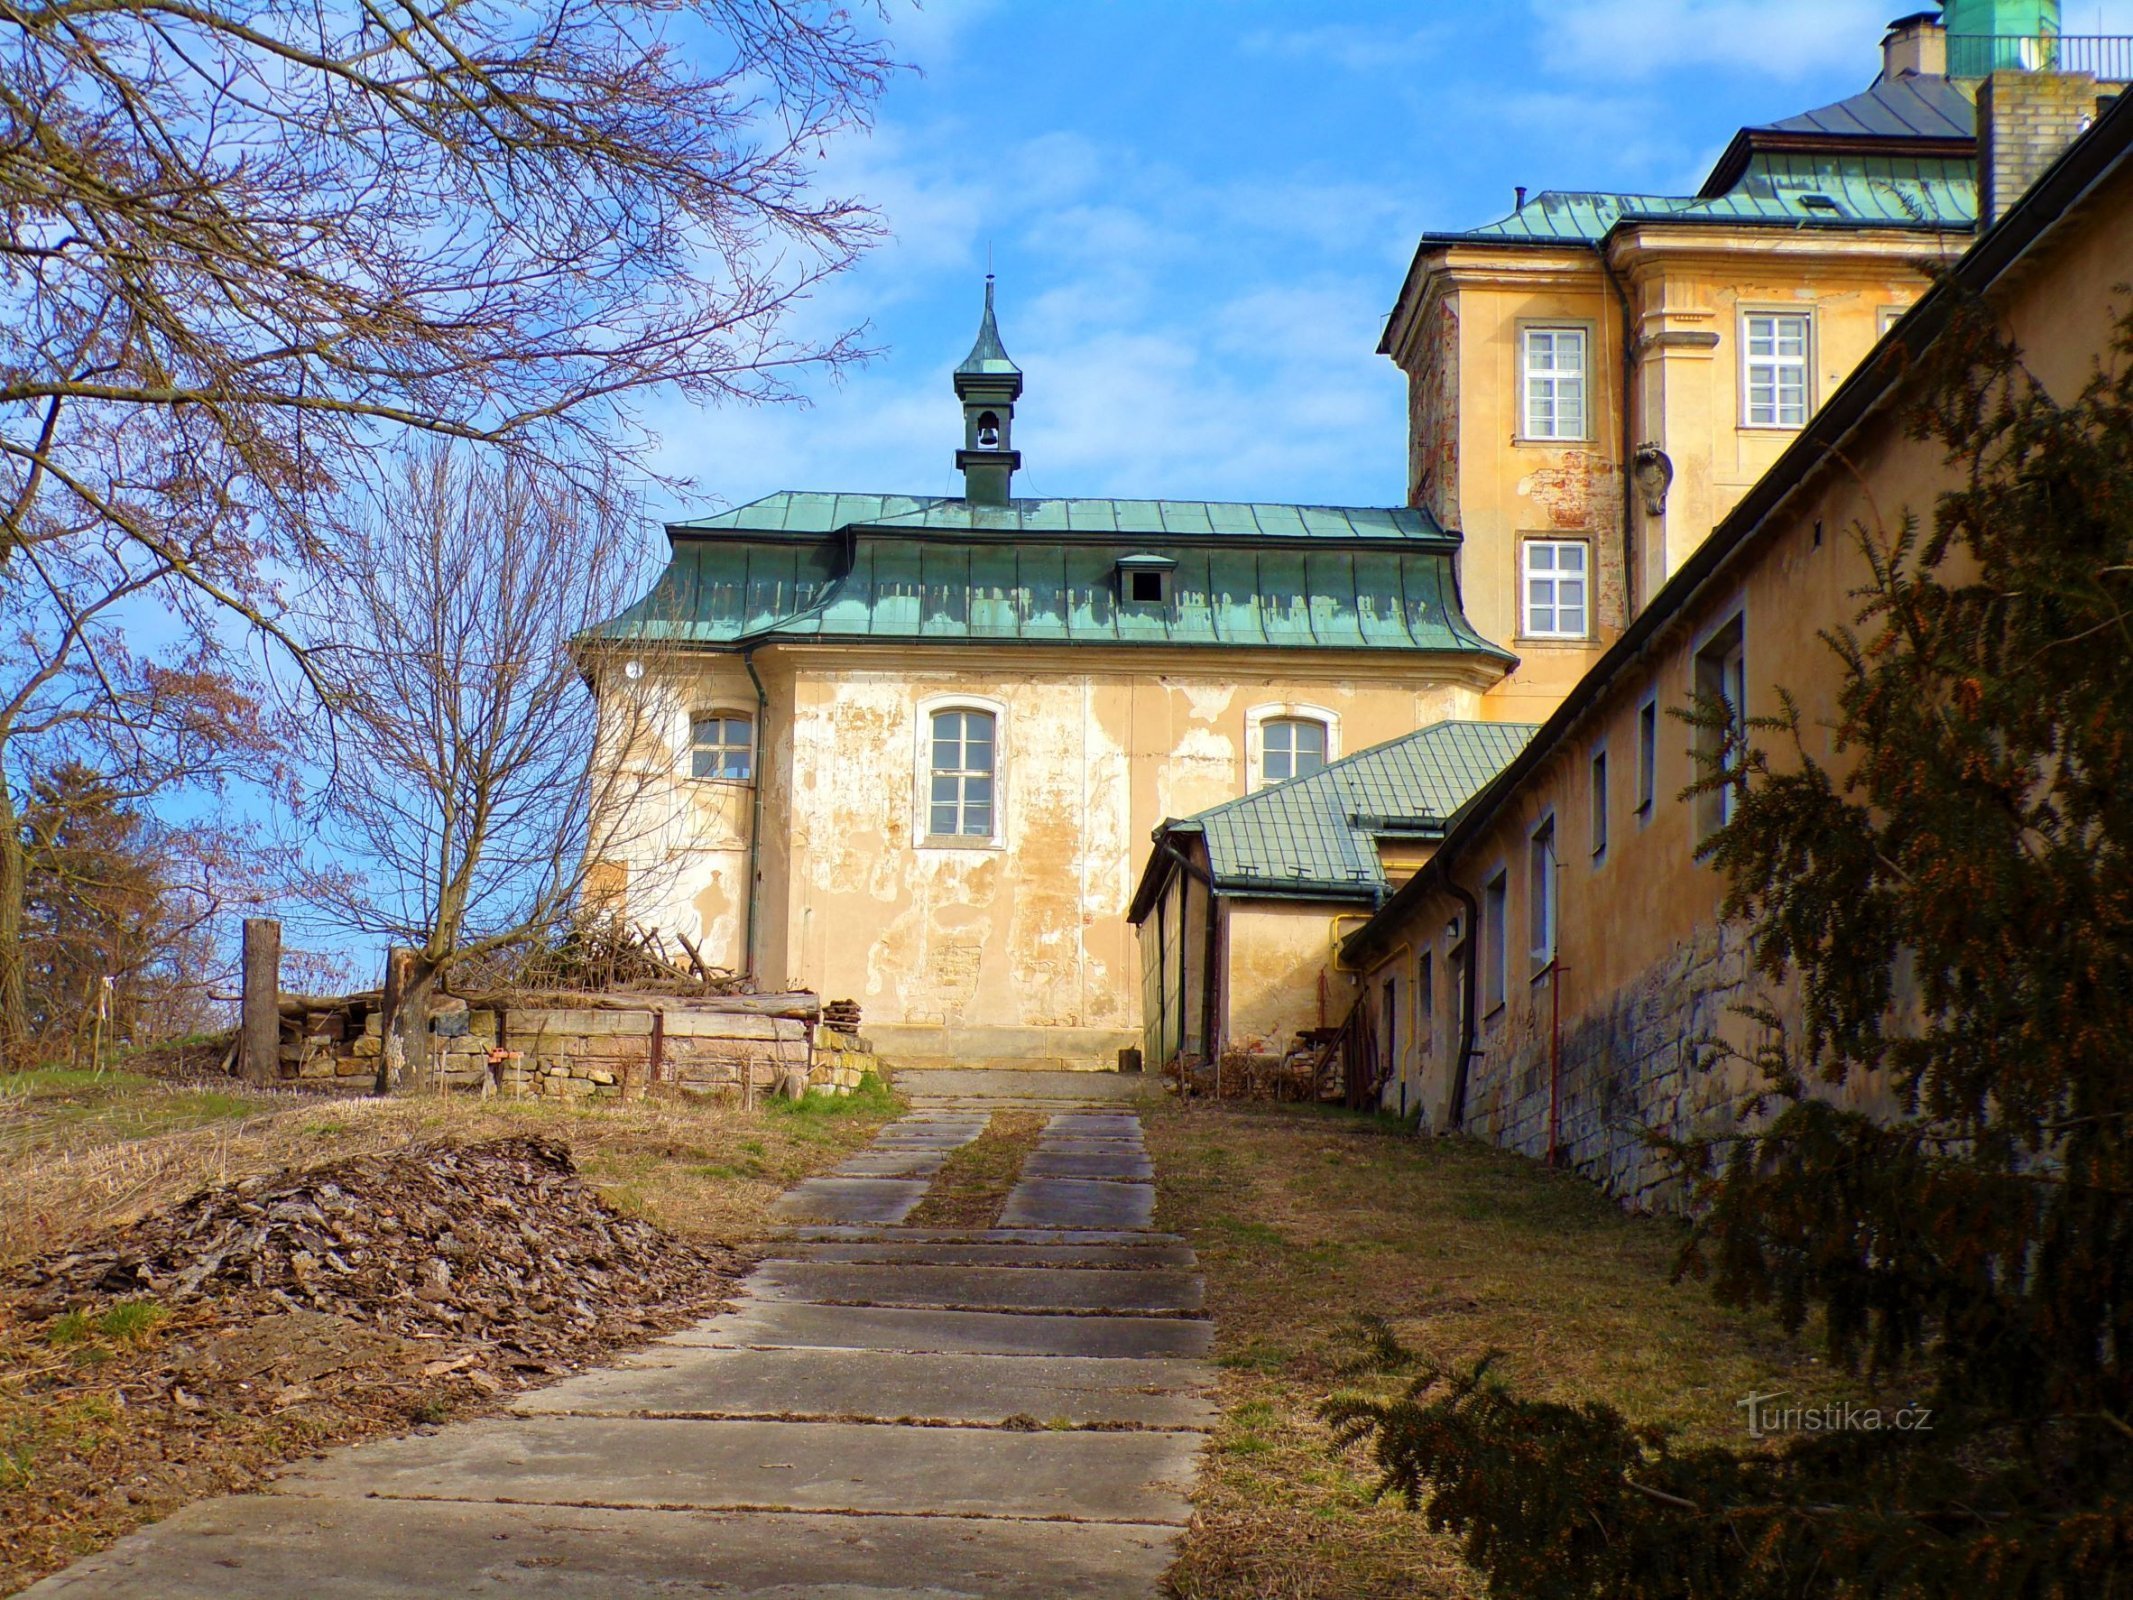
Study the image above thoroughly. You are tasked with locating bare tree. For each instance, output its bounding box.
[295,446,681,1089]
[0,0,891,618]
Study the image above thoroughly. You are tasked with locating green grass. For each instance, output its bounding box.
[764,1071,897,1120]
[46,1300,167,1350]
[1149,1099,1838,1600]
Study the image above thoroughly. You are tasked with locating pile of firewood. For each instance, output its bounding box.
[821,998,863,1036]
[14,1138,744,1368]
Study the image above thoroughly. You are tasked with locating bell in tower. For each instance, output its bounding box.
[954,276,1023,507]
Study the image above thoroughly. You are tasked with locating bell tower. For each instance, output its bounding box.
[954,275,1022,507]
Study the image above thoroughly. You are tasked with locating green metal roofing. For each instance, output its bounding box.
[669,492,1450,542]
[1440,152,1975,245]
[1138,721,1539,909]
[597,490,1508,657]
[956,278,1021,379]
[598,532,1505,655]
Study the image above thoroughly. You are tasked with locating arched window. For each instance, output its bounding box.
[690,713,754,781]
[1262,716,1328,784]
[929,708,995,837]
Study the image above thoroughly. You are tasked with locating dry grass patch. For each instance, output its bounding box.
[905,1111,1046,1227]
[1146,1099,1838,1600]
[0,1070,901,1591]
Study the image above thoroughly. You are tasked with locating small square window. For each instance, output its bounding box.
[1523,539,1589,639]
[1262,717,1328,785]
[1130,569,1167,603]
[690,715,754,781]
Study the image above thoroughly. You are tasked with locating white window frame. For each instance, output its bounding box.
[1635,692,1659,821]
[1519,323,1590,442]
[1528,814,1557,972]
[913,693,1007,849]
[688,710,756,782]
[1522,538,1590,640]
[1589,743,1609,865]
[1245,703,1340,791]
[1741,310,1812,429]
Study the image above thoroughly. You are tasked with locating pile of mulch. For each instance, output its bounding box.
[0,1137,751,1592]
[16,1136,743,1377]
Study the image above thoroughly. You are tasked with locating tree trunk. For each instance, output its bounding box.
[376,947,443,1096]
[0,777,28,1061]
[239,918,280,1085]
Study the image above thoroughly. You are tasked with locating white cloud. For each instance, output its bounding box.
[1236,21,1453,74]
[1539,0,1900,81]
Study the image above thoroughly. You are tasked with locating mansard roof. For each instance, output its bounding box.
[595,492,1509,659]
[1127,720,1539,917]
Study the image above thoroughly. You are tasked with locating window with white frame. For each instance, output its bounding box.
[690,714,754,781]
[1590,746,1609,862]
[1521,326,1588,440]
[1523,539,1589,639]
[1482,869,1509,1015]
[928,708,996,838]
[1742,312,1811,428]
[1262,717,1329,785]
[1529,816,1556,968]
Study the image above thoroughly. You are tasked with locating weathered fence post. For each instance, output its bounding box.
[239,918,281,1085]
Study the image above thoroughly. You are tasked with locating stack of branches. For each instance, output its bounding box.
[455,914,750,997]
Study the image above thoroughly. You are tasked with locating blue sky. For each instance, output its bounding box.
[639,0,2133,525]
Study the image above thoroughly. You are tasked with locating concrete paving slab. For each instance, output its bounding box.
[1037,1136,1148,1153]
[1045,1113,1149,1137]
[830,1148,950,1177]
[669,1299,1214,1359]
[273,1416,1203,1524]
[1000,1178,1156,1230]
[17,1496,1183,1598]
[748,1261,1204,1314]
[511,1345,1216,1428]
[769,1239,1196,1268]
[1023,1150,1157,1180]
[899,1068,1155,1100]
[766,1224,1183,1246]
[765,1177,927,1225]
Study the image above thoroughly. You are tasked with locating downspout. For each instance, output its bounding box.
[1446,878,1481,1130]
[741,648,769,984]
[1593,239,1639,614]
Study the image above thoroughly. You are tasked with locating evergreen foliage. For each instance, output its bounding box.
[1324,297,2133,1595]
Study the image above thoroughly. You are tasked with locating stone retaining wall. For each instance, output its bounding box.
[288,997,883,1099]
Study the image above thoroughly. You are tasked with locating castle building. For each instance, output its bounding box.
[589,284,1512,1069]
[1390,1,2118,723]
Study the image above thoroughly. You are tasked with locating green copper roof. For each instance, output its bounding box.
[955,277,1020,379]
[670,492,1446,541]
[1135,721,1539,909]
[1440,153,1975,245]
[595,493,1508,657]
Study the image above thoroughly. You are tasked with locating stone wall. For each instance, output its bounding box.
[1454,920,1756,1210]
[287,996,883,1099]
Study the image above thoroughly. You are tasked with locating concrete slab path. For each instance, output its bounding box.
[24,1074,1207,1598]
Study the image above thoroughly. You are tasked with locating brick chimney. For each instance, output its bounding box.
[1978,68,2104,222]
[1880,11,1947,80]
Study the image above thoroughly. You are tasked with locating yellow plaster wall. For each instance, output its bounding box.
[610,648,1493,1068]
[1390,233,1943,727]
[1361,174,2133,1201]
[1221,900,1357,1057]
